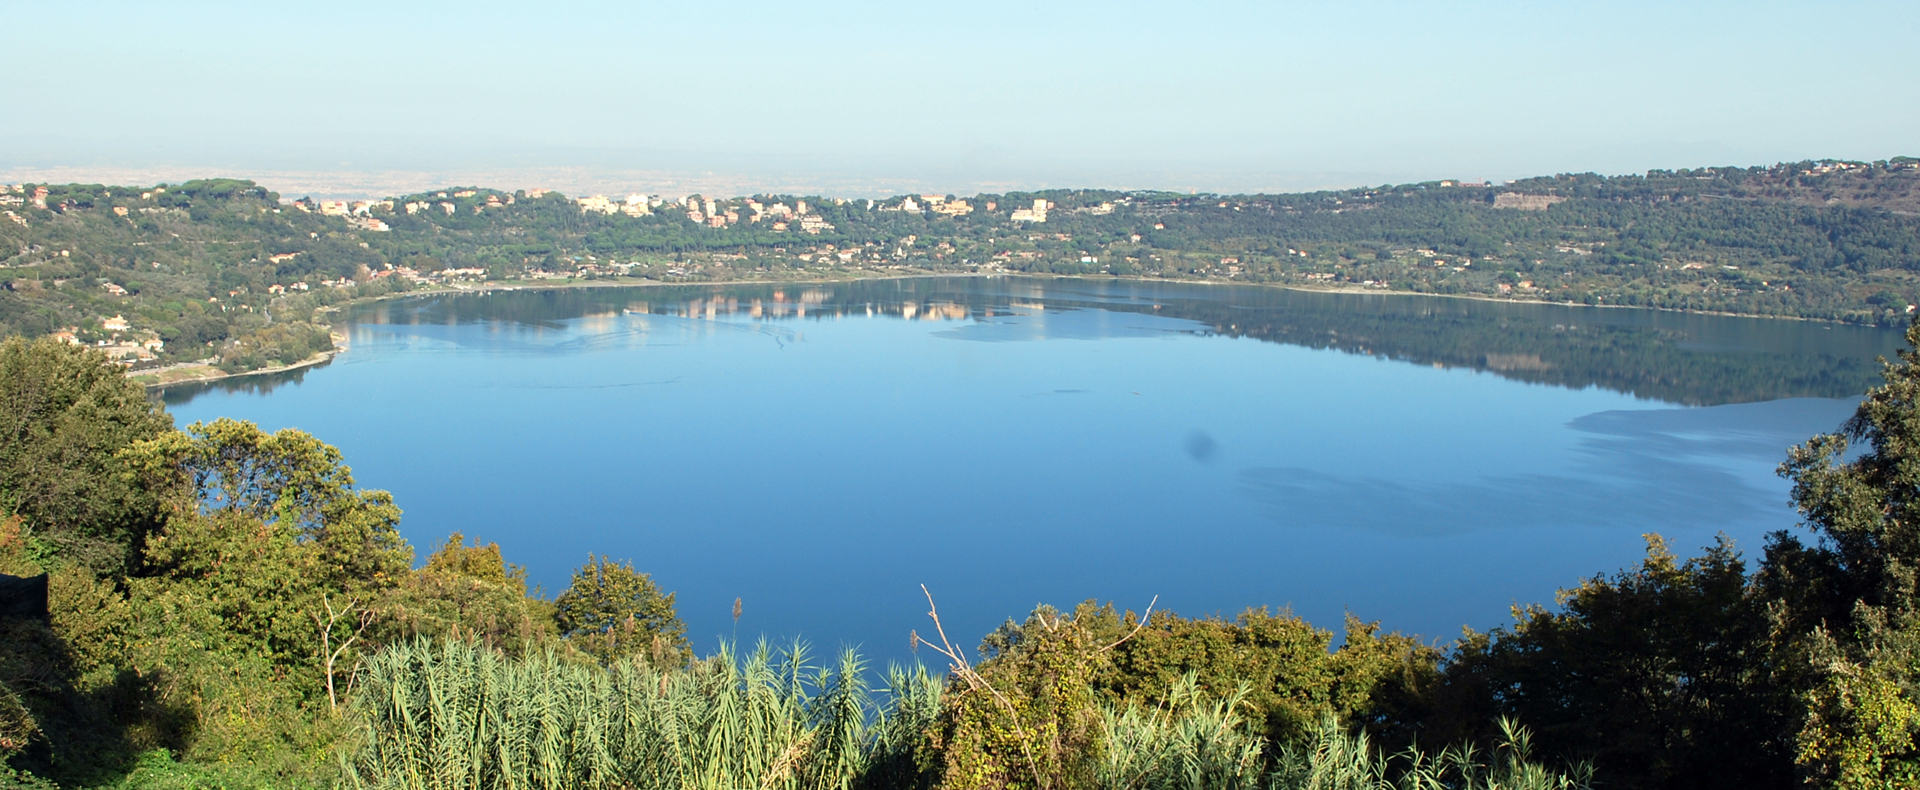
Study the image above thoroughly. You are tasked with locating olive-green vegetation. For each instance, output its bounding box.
[923,604,1443,790]
[553,555,691,665]
[0,339,685,787]
[0,179,408,375]
[343,638,941,790]
[0,336,171,573]
[14,315,1920,788]
[2,158,1917,381]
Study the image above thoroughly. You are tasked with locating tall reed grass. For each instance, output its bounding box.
[1098,675,1593,790]
[344,641,1588,790]
[1094,675,1266,790]
[341,638,940,790]
[1268,716,1593,790]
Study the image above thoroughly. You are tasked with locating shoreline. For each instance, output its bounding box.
[136,333,346,390]
[139,269,1871,390]
[366,270,1856,327]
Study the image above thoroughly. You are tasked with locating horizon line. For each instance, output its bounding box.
[2,154,1909,203]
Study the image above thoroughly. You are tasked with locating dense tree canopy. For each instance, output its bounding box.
[0,338,170,573]
[553,555,689,665]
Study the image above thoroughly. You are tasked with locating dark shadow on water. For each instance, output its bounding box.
[1186,431,1219,464]
[154,359,332,406]
[1238,398,1859,537]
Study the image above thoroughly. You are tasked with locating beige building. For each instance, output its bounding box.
[577,195,619,214]
[1011,199,1049,223]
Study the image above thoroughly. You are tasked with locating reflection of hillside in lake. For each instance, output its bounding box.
[156,359,332,407]
[165,274,1913,657]
[345,277,1904,406]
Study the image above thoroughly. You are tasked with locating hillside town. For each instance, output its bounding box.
[2,155,1918,380]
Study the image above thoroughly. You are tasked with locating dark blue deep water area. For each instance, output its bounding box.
[164,277,1909,658]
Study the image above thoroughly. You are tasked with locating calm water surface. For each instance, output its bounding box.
[165,277,1908,656]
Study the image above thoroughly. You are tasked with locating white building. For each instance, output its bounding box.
[577,195,619,214]
[1011,198,1050,223]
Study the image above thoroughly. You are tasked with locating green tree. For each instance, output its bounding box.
[1070,604,1437,749]
[391,532,559,655]
[552,555,688,664]
[1772,317,1920,785]
[1439,535,1793,789]
[926,604,1106,790]
[98,419,412,773]
[0,337,171,573]
[124,418,411,593]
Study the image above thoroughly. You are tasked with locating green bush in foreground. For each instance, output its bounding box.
[85,749,312,790]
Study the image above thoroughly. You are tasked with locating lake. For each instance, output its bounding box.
[164,276,1908,658]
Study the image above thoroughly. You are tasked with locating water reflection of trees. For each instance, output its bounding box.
[1180,304,1880,406]
[156,360,329,406]
[645,278,1897,405]
[1086,286,1901,405]
[293,278,1912,407]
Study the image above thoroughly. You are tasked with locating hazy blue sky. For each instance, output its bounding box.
[4,0,1915,193]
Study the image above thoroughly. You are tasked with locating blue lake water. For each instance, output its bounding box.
[164,277,1908,657]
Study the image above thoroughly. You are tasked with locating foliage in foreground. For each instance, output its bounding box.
[340,638,1591,790]
[1268,716,1592,790]
[342,637,941,790]
[0,339,688,786]
[925,601,1437,790]
[0,337,171,575]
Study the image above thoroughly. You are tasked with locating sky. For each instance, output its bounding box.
[4,0,1916,197]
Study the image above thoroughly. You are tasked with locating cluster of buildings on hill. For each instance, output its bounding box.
[869,194,1077,222]
[558,190,1086,231]
[1799,161,1884,176]
[570,193,842,234]
[264,185,1143,235]
[0,184,49,210]
[51,313,165,363]
[0,184,205,227]
[364,265,487,285]
[1,185,48,226]
[576,194,654,217]
[290,197,394,231]
[885,195,979,217]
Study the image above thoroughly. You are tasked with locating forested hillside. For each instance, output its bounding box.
[3,157,1917,376]
[0,179,401,374]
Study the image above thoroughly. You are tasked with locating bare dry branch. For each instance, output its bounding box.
[1099,595,1159,653]
[312,593,373,711]
[919,584,1050,790]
